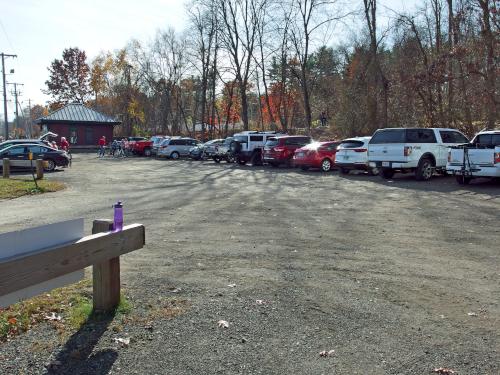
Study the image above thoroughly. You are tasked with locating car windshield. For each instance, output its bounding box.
[223,137,234,145]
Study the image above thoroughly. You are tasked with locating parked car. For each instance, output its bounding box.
[447,129,500,184]
[293,141,340,172]
[0,143,70,171]
[263,135,312,167]
[335,137,377,175]
[157,137,200,159]
[151,136,168,156]
[203,139,224,156]
[189,139,224,160]
[368,128,469,180]
[131,139,153,156]
[0,132,58,152]
[232,131,285,165]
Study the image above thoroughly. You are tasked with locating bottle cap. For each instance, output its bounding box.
[114,201,123,208]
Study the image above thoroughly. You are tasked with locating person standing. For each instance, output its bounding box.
[60,137,69,151]
[98,136,106,158]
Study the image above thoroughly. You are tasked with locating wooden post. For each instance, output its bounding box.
[35,159,44,180]
[92,219,120,312]
[2,158,9,178]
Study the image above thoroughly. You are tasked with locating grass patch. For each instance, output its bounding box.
[0,279,132,342]
[0,178,65,199]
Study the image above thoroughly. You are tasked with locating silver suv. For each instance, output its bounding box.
[157,137,200,159]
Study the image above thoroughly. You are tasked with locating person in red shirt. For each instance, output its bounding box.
[98,136,106,158]
[60,137,69,151]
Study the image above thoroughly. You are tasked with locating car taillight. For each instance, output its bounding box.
[404,146,412,156]
[495,152,500,164]
[353,148,367,153]
[274,147,285,152]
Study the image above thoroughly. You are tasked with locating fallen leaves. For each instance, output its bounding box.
[319,350,335,357]
[217,320,229,329]
[227,284,236,288]
[467,312,477,317]
[433,368,456,374]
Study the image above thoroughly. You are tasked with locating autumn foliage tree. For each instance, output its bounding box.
[44,47,92,108]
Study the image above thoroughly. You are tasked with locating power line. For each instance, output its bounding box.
[0,20,16,53]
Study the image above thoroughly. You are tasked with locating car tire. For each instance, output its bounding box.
[340,167,350,175]
[456,175,472,185]
[368,167,379,176]
[144,148,152,157]
[227,155,235,163]
[300,166,309,171]
[237,158,247,165]
[170,151,180,160]
[213,156,221,163]
[320,158,332,172]
[415,157,434,181]
[380,168,395,179]
[44,159,56,172]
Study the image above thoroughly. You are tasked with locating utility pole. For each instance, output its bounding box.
[28,98,32,138]
[8,82,23,137]
[1,52,17,140]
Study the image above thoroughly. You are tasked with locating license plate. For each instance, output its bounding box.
[382,162,390,167]
[297,152,304,158]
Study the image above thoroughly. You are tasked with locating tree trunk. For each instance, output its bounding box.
[479,0,497,129]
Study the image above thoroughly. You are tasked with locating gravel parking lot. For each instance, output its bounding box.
[1,155,499,375]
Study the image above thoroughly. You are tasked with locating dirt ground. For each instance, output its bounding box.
[1,155,499,375]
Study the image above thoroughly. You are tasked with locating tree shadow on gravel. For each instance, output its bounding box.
[45,312,117,375]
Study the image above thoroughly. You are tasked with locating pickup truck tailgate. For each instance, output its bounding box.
[368,144,405,161]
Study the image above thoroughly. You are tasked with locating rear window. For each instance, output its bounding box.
[321,142,339,151]
[439,131,468,144]
[474,133,500,147]
[265,138,279,147]
[339,140,364,148]
[406,129,437,143]
[370,129,406,144]
[284,137,311,146]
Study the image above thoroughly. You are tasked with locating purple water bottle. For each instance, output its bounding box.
[113,201,123,231]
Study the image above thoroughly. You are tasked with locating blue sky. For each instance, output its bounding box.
[0,0,418,119]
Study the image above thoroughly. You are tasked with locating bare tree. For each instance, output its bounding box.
[289,0,347,132]
[217,0,265,130]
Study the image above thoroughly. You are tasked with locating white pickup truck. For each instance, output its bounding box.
[368,128,469,180]
[447,130,500,185]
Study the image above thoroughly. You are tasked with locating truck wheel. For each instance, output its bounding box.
[368,167,379,176]
[415,157,434,181]
[250,153,262,166]
[456,175,472,185]
[237,158,247,165]
[170,151,180,160]
[144,148,152,157]
[380,168,394,179]
[213,156,221,163]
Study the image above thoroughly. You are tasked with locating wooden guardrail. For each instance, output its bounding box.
[0,219,145,312]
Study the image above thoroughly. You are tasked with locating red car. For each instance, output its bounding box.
[293,141,340,172]
[263,135,312,167]
[130,139,153,156]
